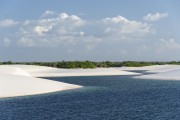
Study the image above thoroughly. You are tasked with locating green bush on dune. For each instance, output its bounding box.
[56,61,96,69]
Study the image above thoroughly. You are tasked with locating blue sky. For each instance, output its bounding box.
[1,0,180,62]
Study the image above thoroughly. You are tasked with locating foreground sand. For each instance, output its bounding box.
[0,65,138,98]
[0,65,82,98]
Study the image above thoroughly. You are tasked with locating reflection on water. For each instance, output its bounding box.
[1,76,180,120]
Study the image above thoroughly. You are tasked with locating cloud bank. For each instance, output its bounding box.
[0,11,155,48]
[1,11,178,61]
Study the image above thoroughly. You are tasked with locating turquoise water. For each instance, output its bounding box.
[1,75,180,120]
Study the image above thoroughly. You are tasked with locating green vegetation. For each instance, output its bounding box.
[1,61,180,69]
[54,61,96,68]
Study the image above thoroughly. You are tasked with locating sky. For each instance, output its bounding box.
[1,0,180,62]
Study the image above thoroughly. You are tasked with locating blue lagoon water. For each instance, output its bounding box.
[1,75,180,120]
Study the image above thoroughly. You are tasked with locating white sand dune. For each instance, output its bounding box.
[0,65,81,98]
[138,65,180,73]
[5,65,139,77]
[0,65,138,98]
[0,73,81,98]
[133,65,180,80]
[119,65,178,72]
[30,68,139,77]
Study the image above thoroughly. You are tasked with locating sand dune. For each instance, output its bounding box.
[6,65,139,77]
[0,73,81,98]
[133,65,180,80]
[0,65,81,98]
[0,65,138,98]
[30,68,139,77]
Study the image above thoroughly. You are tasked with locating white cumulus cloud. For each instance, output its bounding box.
[34,26,52,35]
[59,13,69,20]
[144,12,168,22]
[42,10,55,17]
[103,16,129,24]
[102,15,152,38]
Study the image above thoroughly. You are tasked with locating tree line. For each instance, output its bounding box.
[1,61,180,69]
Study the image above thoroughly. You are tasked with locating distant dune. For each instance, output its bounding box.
[133,65,180,80]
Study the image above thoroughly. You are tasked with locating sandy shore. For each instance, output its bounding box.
[0,65,138,98]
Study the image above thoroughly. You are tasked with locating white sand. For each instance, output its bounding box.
[119,65,178,72]
[0,65,81,98]
[0,73,81,98]
[0,65,138,98]
[30,68,139,77]
[133,65,180,80]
